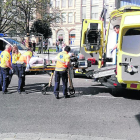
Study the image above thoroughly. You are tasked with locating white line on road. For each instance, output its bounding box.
[83,95,117,99]
[26,75,50,78]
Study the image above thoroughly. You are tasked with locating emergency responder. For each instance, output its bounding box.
[17,48,33,94]
[54,46,71,99]
[9,45,21,85]
[1,44,12,94]
[0,54,2,91]
[111,25,120,53]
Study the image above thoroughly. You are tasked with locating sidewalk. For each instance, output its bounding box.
[0,133,126,140]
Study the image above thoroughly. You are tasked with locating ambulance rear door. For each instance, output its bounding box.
[117,11,140,84]
[80,19,104,69]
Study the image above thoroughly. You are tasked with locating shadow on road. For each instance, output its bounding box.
[7,82,140,100]
[135,113,140,127]
[122,90,140,100]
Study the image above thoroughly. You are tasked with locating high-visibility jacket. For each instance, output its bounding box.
[55,51,70,71]
[18,51,32,64]
[12,52,21,64]
[0,50,11,68]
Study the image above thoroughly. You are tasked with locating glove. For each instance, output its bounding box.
[110,49,114,54]
[26,64,30,69]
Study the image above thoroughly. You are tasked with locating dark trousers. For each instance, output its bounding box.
[17,64,26,92]
[0,67,3,90]
[1,67,10,92]
[8,64,18,86]
[12,64,18,75]
[54,70,68,96]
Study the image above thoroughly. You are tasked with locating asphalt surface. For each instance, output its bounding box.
[0,72,140,140]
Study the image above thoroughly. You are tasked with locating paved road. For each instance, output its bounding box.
[0,74,140,140]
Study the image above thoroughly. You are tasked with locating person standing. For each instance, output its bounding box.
[110,25,120,65]
[16,48,33,94]
[32,41,36,52]
[9,45,21,85]
[110,25,120,53]
[1,44,12,94]
[56,40,59,52]
[54,46,71,99]
[0,54,3,91]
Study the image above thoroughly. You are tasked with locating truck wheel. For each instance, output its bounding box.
[111,88,120,97]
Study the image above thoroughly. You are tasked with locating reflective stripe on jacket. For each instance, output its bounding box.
[55,51,70,71]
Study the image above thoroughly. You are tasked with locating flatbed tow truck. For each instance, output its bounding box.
[80,5,140,96]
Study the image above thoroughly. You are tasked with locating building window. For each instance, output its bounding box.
[62,13,66,22]
[92,0,99,4]
[56,13,60,23]
[50,0,53,6]
[82,6,86,19]
[69,0,73,7]
[62,0,66,8]
[82,0,86,5]
[56,0,60,8]
[68,12,73,23]
[91,6,98,19]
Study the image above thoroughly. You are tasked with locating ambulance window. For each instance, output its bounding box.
[125,29,140,36]
[122,28,140,54]
[0,40,7,51]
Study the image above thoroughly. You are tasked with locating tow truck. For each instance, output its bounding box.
[80,5,140,96]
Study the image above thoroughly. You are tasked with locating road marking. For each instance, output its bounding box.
[26,75,50,78]
[83,95,117,98]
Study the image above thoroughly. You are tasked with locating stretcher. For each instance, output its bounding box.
[28,62,75,95]
[27,57,89,95]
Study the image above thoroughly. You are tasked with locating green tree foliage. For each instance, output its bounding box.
[0,0,61,34]
[30,19,52,39]
[0,0,16,32]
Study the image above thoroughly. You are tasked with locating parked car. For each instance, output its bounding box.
[0,37,27,54]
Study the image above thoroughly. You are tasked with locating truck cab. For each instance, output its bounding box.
[80,5,140,96]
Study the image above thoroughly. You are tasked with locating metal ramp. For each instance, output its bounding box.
[86,65,116,78]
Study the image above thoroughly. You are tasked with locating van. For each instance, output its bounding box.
[0,37,27,54]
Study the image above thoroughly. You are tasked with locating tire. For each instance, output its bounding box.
[111,88,124,97]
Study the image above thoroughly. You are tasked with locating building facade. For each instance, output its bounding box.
[50,0,116,46]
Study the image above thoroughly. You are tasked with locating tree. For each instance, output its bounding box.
[30,19,52,39]
[0,0,16,33]
[11,0,61,33]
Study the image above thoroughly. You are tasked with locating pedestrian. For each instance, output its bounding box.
[16,48,33,94]
[9,45,21,85]
[58,43,62,52]
[54,46,71,99]
[0,44,12,94]
[32,40,36,52]
[0,54,3,91]
[44,40,48,54]
[43,41,45,54]
[62,42,66,51]
[56,40,59,52]
[38,38,42,54]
